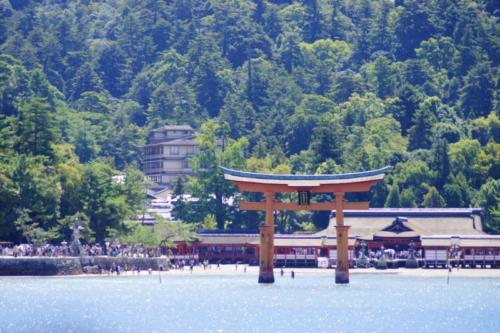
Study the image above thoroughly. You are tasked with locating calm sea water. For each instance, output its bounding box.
[0,271,499,333]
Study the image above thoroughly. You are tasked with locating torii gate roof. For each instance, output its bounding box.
[220,166,391,188]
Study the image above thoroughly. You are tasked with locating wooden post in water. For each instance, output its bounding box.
[335,192,350,284]
[258,192,275,283]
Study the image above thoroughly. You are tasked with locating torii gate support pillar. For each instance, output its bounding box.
[258,192,275,283]
[335,192,350,284]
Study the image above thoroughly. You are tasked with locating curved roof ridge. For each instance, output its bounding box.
[220,166,391,181]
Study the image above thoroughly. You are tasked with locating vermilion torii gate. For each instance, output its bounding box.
[221,166,390,284]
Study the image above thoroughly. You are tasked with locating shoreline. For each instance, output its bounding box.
[2,265,500,278]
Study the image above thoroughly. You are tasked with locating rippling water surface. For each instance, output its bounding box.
[0,272,499,332]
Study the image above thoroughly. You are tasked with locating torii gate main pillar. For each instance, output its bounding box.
[258,192,275,283]
[334,192,350,284]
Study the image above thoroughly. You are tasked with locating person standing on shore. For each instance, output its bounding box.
[291,270,295,279]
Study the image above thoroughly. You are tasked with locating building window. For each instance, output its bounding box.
[148,175,160,183]
[170,146,179,155]
[146,146,162,155]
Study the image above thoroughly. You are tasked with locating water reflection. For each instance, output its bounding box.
[0,273,499,332]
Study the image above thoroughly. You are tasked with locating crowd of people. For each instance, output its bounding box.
[1,242,425,262]
[361,248,423,260]
[81,243,166,258]
[0,242,167,258]
[0,244,70,257]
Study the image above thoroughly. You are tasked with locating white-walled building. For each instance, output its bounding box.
[143,125,199,187]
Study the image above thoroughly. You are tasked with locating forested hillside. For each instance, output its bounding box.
[0,0,499,241]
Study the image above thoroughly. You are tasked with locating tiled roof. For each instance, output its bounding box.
[145,134,197,145]
[337,216,484,239]
[333,208,483,218]
[421,235,500,247]
[220,166,391,181]
[151,125,194,132]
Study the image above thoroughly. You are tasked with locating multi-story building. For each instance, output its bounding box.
[143,125,199,187]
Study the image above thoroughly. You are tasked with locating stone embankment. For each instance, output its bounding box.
[0,256,170,276]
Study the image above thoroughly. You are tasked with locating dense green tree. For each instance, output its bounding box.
[393,85,422,136]
[351,0,373,65]
[432,122,462,144]
[443,173,470,207]
[430,139,450,189]
[470,113,500,146]
[393,160,434,205]
[190,35,228,118]
[329,0,347,41]
[309,115,343,165]
[448,139,483,187]
[459,62,496,119]
[13,156,62,240]
[370,0,392,53]
[284,95,334,155]
[423,186,445,208]
[0,160,19,239]
[474,179,500,233]
[301,0,323,42]
[385,182,401,208]
[403,59,433,87]
[219,91,256,140]
[453,11,487,75]
[277,28,302,73]
[393,0,436,60]
[73,92,111,114]
[173,177,185,197]
[408,100,438,150]
[69,63,103,101]
[189,121,248,229]
[362,116,407,169]
[211,0,271,68]
[73,126,99,163]
[15,98,57,157]
[400,188,417,208]
[328,70,366,103]
[285,111,317,156]
[299,39,351,95]
[148,79,200,127]
[364,55,398,99]
[172,177,188,221]
[279,2,308,35]
[416,37,458,72]
[96,42,127,97]
[370,181,389,208]
[80,161,144,248]
[339,93,385,127]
